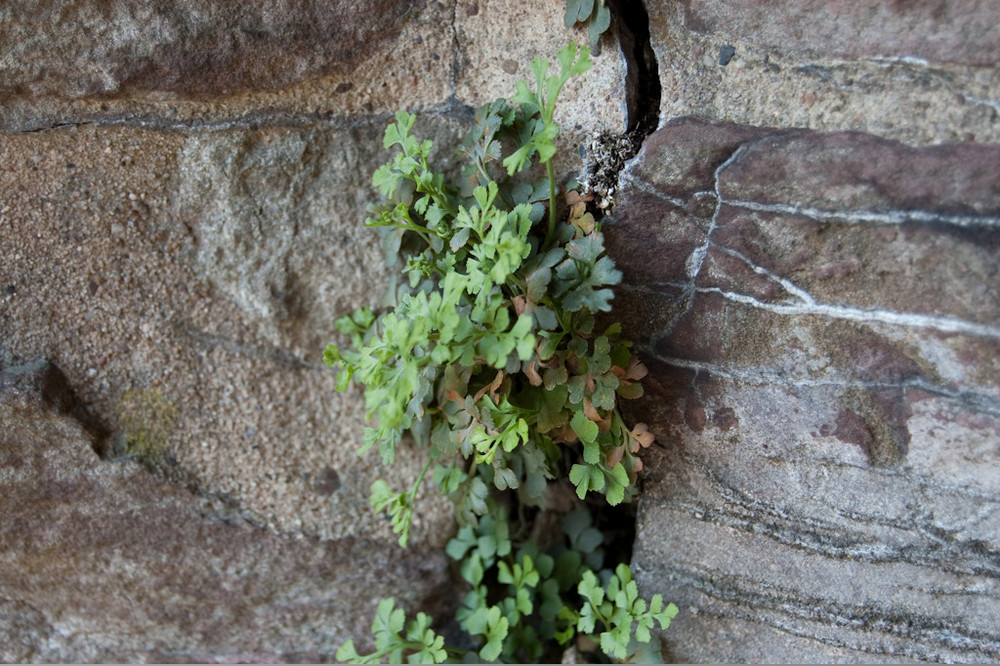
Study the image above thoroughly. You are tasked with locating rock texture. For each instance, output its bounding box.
[0,1,629,660]
[0,0,421,98]
[0,122,457,547]
[649,0,1000,145]
[0,360,450,662]
[3,0,999,662]
[610,117,1000,662]
[676,0,1000,66]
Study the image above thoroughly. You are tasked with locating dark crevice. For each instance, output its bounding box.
[582,0,661,213]
[574,0,654,598]
[0,359,112,457]
[609,0,661,137]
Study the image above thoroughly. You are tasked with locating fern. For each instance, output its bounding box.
[327,43,673,663]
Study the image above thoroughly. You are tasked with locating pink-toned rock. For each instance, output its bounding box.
[646,1,1000,146]
[625,117,775,199]
[720,131,1000,217]
[610,119,1000,662]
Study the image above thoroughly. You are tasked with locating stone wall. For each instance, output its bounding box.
[611,2,1000,662]
[0,1,627,660]
[1,0,997,662]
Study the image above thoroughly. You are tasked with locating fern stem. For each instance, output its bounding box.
[410,455,434,502]
[543,159,558,251]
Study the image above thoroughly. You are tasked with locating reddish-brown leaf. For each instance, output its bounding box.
[630,456,643,483]
[625,356,648,381]
[582,397,612,432]
[524,358,543,387]
[631,422,654,449]
[564,189,594,206]
[550,422,577,444]
[473,370,505,404]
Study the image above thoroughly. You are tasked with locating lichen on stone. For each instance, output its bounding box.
[116,388,178,465]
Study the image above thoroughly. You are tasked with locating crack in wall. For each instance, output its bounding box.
[176,323,322,371]
[582,0,662,212]
[13,103,475,135]
[608,0,661,134]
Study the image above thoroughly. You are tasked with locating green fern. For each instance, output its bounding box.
[327,43,671,663]
[564,0,612,49]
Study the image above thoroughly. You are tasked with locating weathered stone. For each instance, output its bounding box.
[176,117,466,354]
[625,117,775,198]
[633,387,1000,663]
[0,0,421,98]
[676,0,1000,66]
[0,0,627,561]
[604,191,710,285]
[719,131,1000,217]
[4,1,999,662]
[0,358,111,452]
[0,0,456,133]
[0,374,450,662]
[0,124,454,547]
[610,119,1000,662]
[0,0,625,179]
[454,0,629,167]
[647,0,1000,145]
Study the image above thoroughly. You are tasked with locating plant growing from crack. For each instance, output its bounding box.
[326,43,675,663]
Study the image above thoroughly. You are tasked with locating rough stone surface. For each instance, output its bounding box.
[175,117,470,354]
[0,0,629,548]
[609,117,1000,662]
[648,0,1000,145]
[0,2,455,133]
[0,1,634,655]
[0,0,422,98]
[0,365,450,662]
[454,0,629,168]
[676,0,1000,66]
[0,0,640,647]
[0,0,626,162]
[4,0,1000,661]
[0,358,111,452]
[0,123,453,546]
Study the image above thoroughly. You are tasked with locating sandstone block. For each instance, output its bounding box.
[0,0,421,98]
[646,0,1000,145]
[0,123,454,546]
[0,361,450,662]
[676,0,1000,66]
